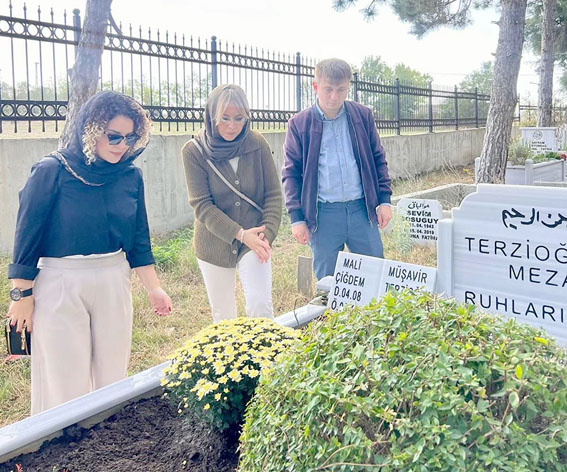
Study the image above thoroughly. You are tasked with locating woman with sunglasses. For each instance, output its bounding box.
[182,84,282,322]
[7,91,172,414]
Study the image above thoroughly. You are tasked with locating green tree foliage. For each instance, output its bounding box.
[359,55,394,82]
[334,0,492,36]
[1,72,211,108]
[359,55,432,84]
[333,0,527,184]
[358,55,433,121]
[459,61,493,94]
[525,0,567,65]
[451,61,493,121]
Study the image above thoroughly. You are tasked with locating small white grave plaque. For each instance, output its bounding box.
[520,127,558,152]
[328,251,437,311]
[437,184,567,346]
[378,260,437,297]
[397,198,443,245]
[328,252,382,311]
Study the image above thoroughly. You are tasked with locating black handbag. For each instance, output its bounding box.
[4,319,31,356]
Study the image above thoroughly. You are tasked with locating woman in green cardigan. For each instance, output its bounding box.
[182,84,282,322]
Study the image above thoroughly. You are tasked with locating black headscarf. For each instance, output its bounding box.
[58,91,149,183]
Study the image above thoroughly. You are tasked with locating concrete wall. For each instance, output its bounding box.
[0,128,484,255]
[381,128,485,179]
[391,183,477,210]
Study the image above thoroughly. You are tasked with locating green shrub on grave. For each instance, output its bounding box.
[239,290,567,472]
[508,140,534,165]
[532,151,562,163]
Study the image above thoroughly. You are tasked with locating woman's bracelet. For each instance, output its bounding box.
[239,228,245,243]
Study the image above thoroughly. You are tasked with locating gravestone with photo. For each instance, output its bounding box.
[397,198,443,245]
[437,184,567,346]
[327,251,437,312]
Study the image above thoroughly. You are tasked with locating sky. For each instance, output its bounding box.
[2,0,547,100]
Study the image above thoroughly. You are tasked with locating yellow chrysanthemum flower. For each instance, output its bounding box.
[228,368,242,381]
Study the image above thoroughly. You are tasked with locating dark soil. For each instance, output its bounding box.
[1,395,239,472]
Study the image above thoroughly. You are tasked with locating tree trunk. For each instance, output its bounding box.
[537,0,557,127]
[477,0,527,184]
[59,0,113,148]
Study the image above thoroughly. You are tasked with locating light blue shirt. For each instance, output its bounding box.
[315,101,364,203]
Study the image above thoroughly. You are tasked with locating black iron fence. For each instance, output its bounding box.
[0,2,558,136]
[353,76,490,134]
[518,103,567,127]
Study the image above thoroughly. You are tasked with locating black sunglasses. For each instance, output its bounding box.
[104,130,139,146]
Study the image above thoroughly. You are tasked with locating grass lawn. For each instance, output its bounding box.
[0,164,474,427]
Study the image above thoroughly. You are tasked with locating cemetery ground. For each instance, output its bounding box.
[0,165,474,433]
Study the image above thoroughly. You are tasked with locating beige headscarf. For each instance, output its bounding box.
[194,84,251,161]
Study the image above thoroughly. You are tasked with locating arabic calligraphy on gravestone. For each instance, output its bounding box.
[437,184,567,346]
[397,198,443,245]
[328,251,437,312]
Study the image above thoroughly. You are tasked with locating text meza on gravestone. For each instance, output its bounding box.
[437,184,567,346]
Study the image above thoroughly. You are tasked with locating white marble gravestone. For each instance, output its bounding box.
[520,127,558,152]
[437,184,567,346]
[397,198,443,245]
[327,251,437,311]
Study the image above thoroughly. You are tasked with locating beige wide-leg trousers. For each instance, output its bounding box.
[31,252,132,415]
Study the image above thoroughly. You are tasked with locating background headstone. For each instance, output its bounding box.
[437,184,567,346]
[397,198,443,245]
[520,127,558,152]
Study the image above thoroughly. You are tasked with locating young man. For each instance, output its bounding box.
[282,58,392,280]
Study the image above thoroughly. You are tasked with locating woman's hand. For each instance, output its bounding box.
[148,287,173,316]
[242,225,271,263]
[134,265,173,316]
[7,297,34,333]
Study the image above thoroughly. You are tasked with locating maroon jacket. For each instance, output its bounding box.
[282,101,392,231]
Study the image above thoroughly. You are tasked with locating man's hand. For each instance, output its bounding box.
[292,222,309,245]
[377,205,392,229]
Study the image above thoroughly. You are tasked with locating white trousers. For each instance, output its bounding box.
[31,253,132,415]
[198,251,273,322]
